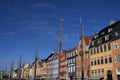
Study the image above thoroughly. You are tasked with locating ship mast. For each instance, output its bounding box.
[18,54,22,79]
[58,18,64,80]
[79,19,84,80]
[34,38,38,79]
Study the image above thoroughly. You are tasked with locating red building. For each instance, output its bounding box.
[59,50,68,80]
[76,36,92,80]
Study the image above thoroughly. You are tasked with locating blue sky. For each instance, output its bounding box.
[0,0,120,70]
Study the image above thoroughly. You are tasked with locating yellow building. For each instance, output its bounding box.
[90,42,112,80]
[23,63,29,79]
[39,60,47,79]
[89,20,120,80]
[30,59,42,79]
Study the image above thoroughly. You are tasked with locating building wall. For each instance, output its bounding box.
[112,39,120,80]
[47,59,52,79]
[89,21,120,80]
[66,48,76,80]
[52,54,58,80]
[43,62,47,78]
[40,61,47,79]
[90,42,113,80]
[59,50,67,80]
[29,68,33,78]
[76,36,92,79]
[23,63,29,79]
[30,59,42,78]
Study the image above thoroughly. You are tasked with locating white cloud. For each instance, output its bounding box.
[31,21,49,25]
[0,31,15,39]
[31,2,56,10]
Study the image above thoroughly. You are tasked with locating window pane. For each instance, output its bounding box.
[108,43,111,51]
[91,49,93,55]
[114,42,119,49]
[97,59,100,65]
[101,57,103,64]
[109,56,112,63]
[104,44,107,52]
[105,57,108,64]
[94,48,96,54]
[100,46,103,53]
[97,47,99,53]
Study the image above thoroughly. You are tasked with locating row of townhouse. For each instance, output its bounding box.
[9,20,120,80]
[58,35,92,80]
[56,20,120,80]
[89,20,120,80]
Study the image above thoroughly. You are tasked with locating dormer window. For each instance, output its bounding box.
[98,38,102,44]
[101,32,105,35]
[91,41,94,46]
[94,35,98,39]
[105,35,109,41]
[108,28,112,33]
[115,32,119,36]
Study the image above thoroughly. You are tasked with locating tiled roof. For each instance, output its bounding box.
[82,36,93,45]
[66,36,92,53]
[89,20,120,48]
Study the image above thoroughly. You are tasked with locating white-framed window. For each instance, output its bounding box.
[73,51,76,56]
[105,56,108,64]
[115,54,120,63]
[105,35,109,41]
[94,35,98,38]
[71,66,73,72]
[108,28,112,33]
[115,32,119,36]
[71,59,72,63]
[73,58,75,63]
[108,43,111,51]
[90,48,93,55]
[114,42,119,49]
[94,58,96,65]
[68,67,70,72]
[91,60,93,66]
[70,53,72,57]
[94,47,96,54]
[109,55,112,63]
[104,44,107,52]
[91,41,94,46]
[73,66,75,72]
[101,32,105,35]
[116,68,120,74]
[69,60,71,63]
